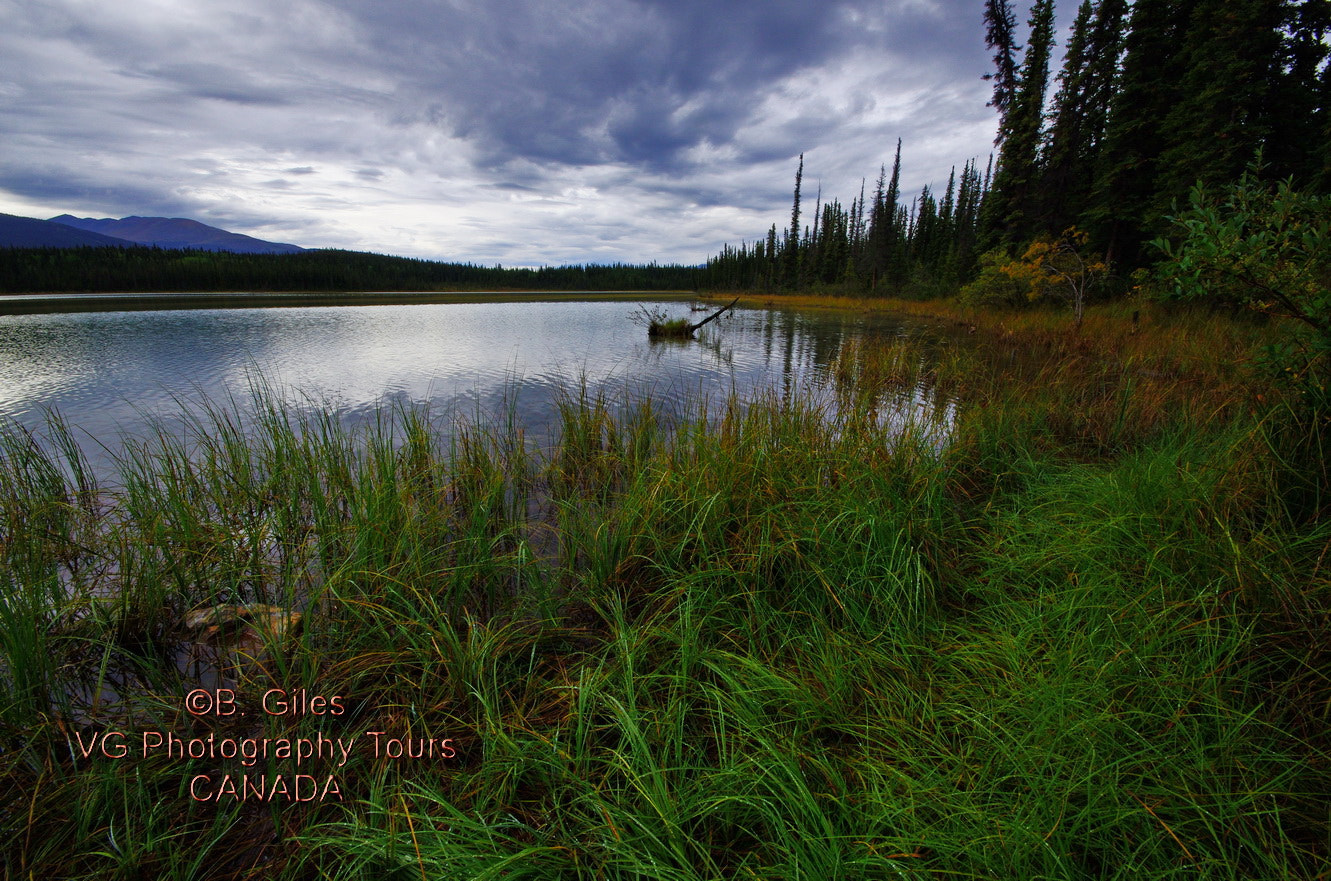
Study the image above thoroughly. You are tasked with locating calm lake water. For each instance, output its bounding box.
[0,295,955,476]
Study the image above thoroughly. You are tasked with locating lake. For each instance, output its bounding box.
[0,294,956,477]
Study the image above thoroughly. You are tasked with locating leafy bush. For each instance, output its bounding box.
[1152,171,1331,408]
[1153,169,1331,514]
[959,229,1108,325]
[1152,169,1331,339]
[958,248,1032,308]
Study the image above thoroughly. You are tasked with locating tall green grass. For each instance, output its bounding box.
[1,318,1327,879]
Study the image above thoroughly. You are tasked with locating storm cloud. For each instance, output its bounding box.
[0,0,1005,266]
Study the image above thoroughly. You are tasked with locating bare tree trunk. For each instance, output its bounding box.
[649,297,740,338]
[686,297,739,333]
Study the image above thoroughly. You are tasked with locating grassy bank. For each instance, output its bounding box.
[1,304,1327,879]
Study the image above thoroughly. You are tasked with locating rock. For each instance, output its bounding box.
[181,604,303,679]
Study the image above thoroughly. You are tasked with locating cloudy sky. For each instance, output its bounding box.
[0,0,1018,267]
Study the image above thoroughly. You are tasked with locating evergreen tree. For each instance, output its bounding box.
[1086,0,1200,265]
[981,0,1057,249]
[848,179,867,281]
[983,0,1022,137]
[865,165,888,288]
[952,159,984,277]
[1319,42,1331,188]
[1040,0,1128,235]
[1152,0,1285,219]
[1268,0,1331,187]
[885,142,906,288]
[786,153,804,288]
[886,138,903,215]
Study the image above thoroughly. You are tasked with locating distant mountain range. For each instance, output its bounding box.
[0,212,305,254]
[0,214,132,249]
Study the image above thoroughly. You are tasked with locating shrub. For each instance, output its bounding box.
[1152,170,1331,409]
[959,229,1108,326]
[1152,168,1331,514]
[1152,169,1331,339]
[958,248,1032,309]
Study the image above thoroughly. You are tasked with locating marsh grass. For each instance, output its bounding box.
[648,317,695,338]
[2,308,1328,879]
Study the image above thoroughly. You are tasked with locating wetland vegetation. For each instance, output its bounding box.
[2,296,1327,879]
[3,1,1330,876]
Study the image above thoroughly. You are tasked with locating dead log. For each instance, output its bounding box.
[649,297,739,338]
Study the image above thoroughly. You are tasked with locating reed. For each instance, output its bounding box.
[1,308,1326,879]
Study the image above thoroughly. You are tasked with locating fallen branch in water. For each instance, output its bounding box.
[635,297,739,338]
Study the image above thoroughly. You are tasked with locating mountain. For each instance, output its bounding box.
[49,215,305,254]
[0,213,134,248]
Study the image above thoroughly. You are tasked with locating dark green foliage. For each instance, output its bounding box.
[1267,0,1331,187]
[1152,0,1286,222]
[983,0,1022,128]
[1040,0,1129,235]
[0,246,700,295]
[1082,0,1331,266]
[981,0,1056,249]
[1318,35,1331,188]
[1082,0,1196,262]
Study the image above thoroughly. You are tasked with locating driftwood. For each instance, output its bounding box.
[649,297,739,339]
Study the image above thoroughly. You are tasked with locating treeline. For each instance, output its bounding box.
[706,0,1331,294]
[700,146,987,295]
[982,0,1329,267]
[0,246,700,294]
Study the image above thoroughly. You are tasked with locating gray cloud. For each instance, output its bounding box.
[0,0,1009,266]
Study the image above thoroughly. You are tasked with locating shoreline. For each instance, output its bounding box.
[2,292,1325,878]
[0,289,701,315]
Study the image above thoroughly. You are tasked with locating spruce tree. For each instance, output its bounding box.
[1267,0,1331,187]
[1152,0,1285,220]
[952,159,984,276]
[983,0,1022,137]
[1040,0,1128,235]
[981,0,1057,249]
[1086,0,1200,265]
[1319,43,1331,189]
[884,141,905,288]
[865,153,902,291]
[786,153,804,288]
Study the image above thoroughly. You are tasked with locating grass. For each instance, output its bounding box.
[1,300,1327,879]
[648,316,695,338]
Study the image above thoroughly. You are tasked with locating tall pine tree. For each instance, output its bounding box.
[983,0,1022,137]
[981,0,1057,249]
[1039,0,1128,235]
[1086,0,1200,265]
[1152,0,1285,219]
[785,153,804,288]
[1266,0,1331,187]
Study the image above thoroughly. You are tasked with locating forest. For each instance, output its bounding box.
[4,3,1331,879]
[6,0,1327,314]
[701,0,1331,306]
[0,246,698,294]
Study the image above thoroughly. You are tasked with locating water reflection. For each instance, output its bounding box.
[0,297,954,476]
